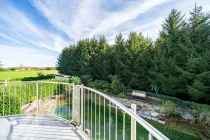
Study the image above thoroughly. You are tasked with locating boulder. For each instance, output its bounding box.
[143,111,150,116]
[151,112,159,117]
[181,113,195,120]
[20,104,30,112]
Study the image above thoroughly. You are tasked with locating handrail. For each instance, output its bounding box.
[82,85,169,140]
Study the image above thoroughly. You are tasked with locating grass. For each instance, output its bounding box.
[0,70,58,80]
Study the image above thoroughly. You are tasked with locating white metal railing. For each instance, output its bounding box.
[0,81,169,140]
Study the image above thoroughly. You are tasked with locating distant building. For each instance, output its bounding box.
[51,74,71,80]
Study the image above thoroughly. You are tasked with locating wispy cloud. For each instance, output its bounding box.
[31,0,101,42]
[0,0,210,67]
[31,0,168,42]
[0,3,69,52]
[0,45,56,67]
[87,0,168,38]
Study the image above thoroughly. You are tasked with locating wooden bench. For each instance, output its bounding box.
[132,90,146,100]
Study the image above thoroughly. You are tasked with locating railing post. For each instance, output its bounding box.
[2,80,6,116]
[72,84,75,120]
[36,81,39,115]
[80,84,84,129]
[72,84,81,125]
[149,133,153,140]
[4,80,7,87]
[131,104,136,140]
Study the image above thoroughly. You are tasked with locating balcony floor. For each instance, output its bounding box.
[0,115,85,140]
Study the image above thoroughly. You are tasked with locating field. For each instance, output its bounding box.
[0,70,58,80]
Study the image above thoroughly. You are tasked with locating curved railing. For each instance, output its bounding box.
[0,81,169,140]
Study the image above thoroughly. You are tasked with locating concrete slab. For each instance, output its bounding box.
[0,118,10,139]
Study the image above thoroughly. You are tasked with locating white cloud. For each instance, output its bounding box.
[1,0,210,68]
[0,33,24,45]
[0,4,69,52]
[32,0,101,42]
[87,0,168,38]
[0,45,56,67]
[32,0,168,42]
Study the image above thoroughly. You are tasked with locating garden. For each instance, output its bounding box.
[73,75,210,139]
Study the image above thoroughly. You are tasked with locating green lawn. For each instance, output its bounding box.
[0,70,58,80]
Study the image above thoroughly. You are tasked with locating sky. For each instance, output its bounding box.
[0,0,210,68]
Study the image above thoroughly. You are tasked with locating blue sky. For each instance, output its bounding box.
[0,0,210,67]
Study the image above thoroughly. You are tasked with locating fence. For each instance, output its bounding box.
[0,81,169,140]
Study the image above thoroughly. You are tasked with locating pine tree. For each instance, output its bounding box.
[185,5,210,102]
[150,9,187,96]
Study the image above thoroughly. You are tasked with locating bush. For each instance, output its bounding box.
[80,75,93,85]
[70,76,81,84]
[160,101,178,116]
[45,67,54,70]
[147,92,180,102]
[0,67,6,71]
[118,93,125,98]
[37,72,45,77]
[109,75,125,94]
[87,82,97,89]
[87,80,111,92]
[196,107,210,138]
[10,67,18,71]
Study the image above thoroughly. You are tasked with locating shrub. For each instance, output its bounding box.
[109,75,125,94]
[45,67,54,70]
[147,92,180,102]
[10,67,18,71]
[37,72,45,77]
[87,80,111,92]
[197,107,210,138]
[118,93,125,98]
[87,82,97,89]
[151,84,159,94]
[80,75,92,85]
[103,88,109,93]
[0,67,6,71]
[70,76,81,84]
[160,101,178,116]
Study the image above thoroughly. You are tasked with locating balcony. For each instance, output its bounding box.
[0,81,169,140]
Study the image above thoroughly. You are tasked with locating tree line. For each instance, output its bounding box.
[57,5,210,104]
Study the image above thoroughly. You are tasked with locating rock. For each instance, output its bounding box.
[151,112,159,117]
[32,100,43,107]
[151,117,158,121]
[158,120,165,124]
[20,104,30,112]
[181,113,195,120]
[143,111,150,116]
[155,106,161,112]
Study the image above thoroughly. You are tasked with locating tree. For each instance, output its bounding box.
[150,9,187,96]
[114,32,153,89]
[0,61,3,67]
[56,4,210,104]
[160,8,185,38]
[185,5,210,102]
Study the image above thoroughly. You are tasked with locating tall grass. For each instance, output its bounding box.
[0,81,72,116]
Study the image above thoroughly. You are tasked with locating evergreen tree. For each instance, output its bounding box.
[150,9,187,96]
[185,5,210,102]
[56,4,210,104]
[114,32,153,89]
[0,61,3,67]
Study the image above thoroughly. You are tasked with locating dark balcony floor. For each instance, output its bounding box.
[0,115,85,140]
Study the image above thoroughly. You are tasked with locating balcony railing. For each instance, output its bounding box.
[0,81,169,140]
